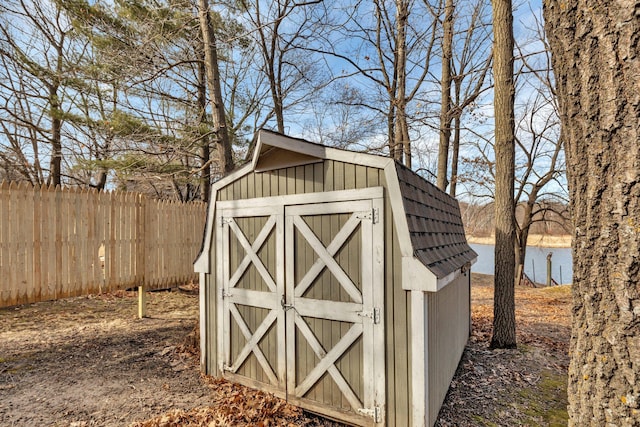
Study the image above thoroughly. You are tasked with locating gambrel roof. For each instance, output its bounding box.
[195,130,476,292]
[396,163,477,279]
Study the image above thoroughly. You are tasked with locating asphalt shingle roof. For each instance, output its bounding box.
[395,162,477,278]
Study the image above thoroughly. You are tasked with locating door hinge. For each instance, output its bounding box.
[220,217,232,227]
[358,307,381,324]
[357,406,381,423]
[221,289,232,299]
[355,208,379,224]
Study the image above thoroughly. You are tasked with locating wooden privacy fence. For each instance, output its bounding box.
[0,181,207,308]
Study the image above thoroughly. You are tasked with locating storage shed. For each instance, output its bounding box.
[194,130,477,427]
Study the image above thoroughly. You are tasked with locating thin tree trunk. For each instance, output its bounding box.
[543,0,639,424]
[490,0,516,349]
[449,74,462,197]
[437,0,454,191]
[197,53,211,202]
[515,200,534,282]
[48,41,64,187]
[449,113,461,197]
[198,0,233,174]
[49,84,62,187]
[388,108,401,161]
[395,0,410,167]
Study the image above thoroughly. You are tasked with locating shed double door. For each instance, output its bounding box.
[217,191,385,426]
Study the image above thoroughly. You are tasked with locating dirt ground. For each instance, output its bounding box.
[0,275,571,426]
[0,289,212,426]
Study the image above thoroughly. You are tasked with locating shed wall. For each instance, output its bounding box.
[204,160,411,425]
[426,271,470,425]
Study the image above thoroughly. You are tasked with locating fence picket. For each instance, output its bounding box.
[0,184,206,307]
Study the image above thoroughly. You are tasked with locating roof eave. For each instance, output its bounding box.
[401,256,477,292]
[402,257,438,292]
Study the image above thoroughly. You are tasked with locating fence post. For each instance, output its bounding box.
[546,252,553,287]
[137,194,146,318]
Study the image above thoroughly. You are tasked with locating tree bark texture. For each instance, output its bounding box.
[437,0,454,191]
[197,55,211,202]
[198,0,234,174]
[543,1,640,424]
[48,41,65,187]
[490,0,516,349]
[449,114,460,197]
[49,84,62,187]
[394,0,411,167]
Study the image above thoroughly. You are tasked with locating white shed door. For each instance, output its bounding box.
[217,190,384,426]
[217,205,286,392]
[285,199,385,425]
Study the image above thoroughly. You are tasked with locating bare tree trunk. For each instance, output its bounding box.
[387,108,401,161]
[48,41,65,187]
[437,0,454,191]
[395,0,410,167]
[198,0,233,174]
[197,53,211,202]
[49,83,62,187]
[449,114,460,197]
[515,203,532,281]
[543,1,639,424]
[490,0,516,349]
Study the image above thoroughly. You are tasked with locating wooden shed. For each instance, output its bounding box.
[194,130,477,427]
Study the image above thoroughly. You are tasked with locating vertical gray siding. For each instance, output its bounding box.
[427,271,470,426]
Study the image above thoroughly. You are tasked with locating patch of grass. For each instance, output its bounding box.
[471,414,500,426]
[518,343,533,354]
[540,285,571,296]
[518,370,568,426]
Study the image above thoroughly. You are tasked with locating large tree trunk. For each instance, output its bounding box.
[490,0,516,349]
[198,0,234,174]
[436,0,454,191]
[543,1,640,424]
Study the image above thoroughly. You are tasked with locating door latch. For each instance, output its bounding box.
[281,295,294,311]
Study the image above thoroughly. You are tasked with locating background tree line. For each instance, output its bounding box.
[0,0,559,202]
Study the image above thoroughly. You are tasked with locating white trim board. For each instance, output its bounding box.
[383,162,414,258]
[410,290,427,427]
[216,187,384,211]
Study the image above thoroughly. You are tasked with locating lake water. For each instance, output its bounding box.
[470,243,573,284]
